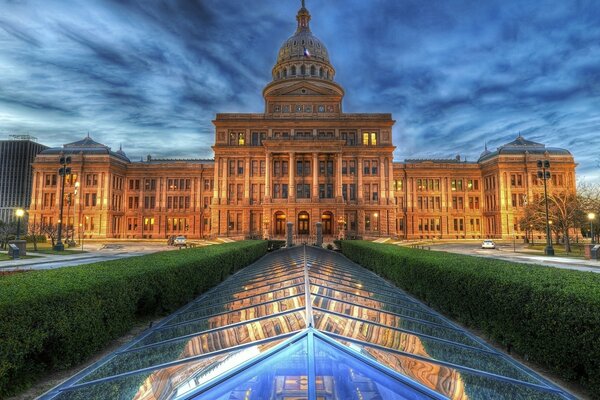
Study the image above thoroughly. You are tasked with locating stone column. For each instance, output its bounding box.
[221,157,228,203]
[286,221,294,247]
[312,152,319,201]
[244,157,250,205]
[357,158,364,203]
[379,157,386,203]
[265,152,271,200]
[316,221,323,246]
[336,152,343,200]
[288,152,295,202]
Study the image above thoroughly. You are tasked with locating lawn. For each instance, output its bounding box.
[525,243,587,258]
[27,242,86,255]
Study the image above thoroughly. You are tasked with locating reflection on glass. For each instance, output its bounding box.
[81,311,306,383]
[195,338,309,399]
[314,311,540,384]
[135,297,306,348]
[312,296,484,349]
[334,339,565,400]
[177,285,305,320]
[311,286,444,324]
[310,276,418,304]
[53,340,285,400]
[313,336,433,400]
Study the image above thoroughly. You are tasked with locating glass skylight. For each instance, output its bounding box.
[43,246,575,399]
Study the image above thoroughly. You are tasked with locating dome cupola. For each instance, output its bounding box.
[271,0,335,82]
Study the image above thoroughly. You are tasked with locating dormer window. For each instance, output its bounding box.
[310,65,315,75]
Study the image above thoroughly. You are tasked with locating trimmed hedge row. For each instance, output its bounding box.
[340,241,600,397]
[0,240,267,397]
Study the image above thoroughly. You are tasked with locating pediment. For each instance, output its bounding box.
[269,82,336,97]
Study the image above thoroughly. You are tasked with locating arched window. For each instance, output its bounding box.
[291,66,296,75]
[325,69,329,79]
[319,67,323,77]
[298,212,310,235]
[310,65,315,75]
[283,68,287,77]
[277,71,281,79]
[300,65,306,75]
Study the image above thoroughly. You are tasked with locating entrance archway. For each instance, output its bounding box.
[321,212,333,235]
[298,212,310,235]
[275,212,286,236]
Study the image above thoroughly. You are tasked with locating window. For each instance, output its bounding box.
[238,160,244,175]
[145,179,156,191]
[349,160,356,175]
[296,184,310,199]
[204,179,211,190]
[319,184,334,199]
[128,196,139,209]
[238,132,245,145]
[342,161,347,175]
[143,217,155,232]
[363,160,370,175]
[370,132,377,145]
[144,196,155,209]
[371,160,378,175]
[229,160,235,176]
[372,184,378,201]
[362,132,369,145]
[45,174,57,187]
[85,174,98,187]
[251,160,259,177]
[129,179,140,190]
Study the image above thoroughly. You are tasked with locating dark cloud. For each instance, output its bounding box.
[0,0,599,181]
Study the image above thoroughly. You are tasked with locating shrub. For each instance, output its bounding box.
[0,240,267,397]
[340,241,600,397]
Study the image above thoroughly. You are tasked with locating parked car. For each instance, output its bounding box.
[173,236,187,247]
[481,240,496,249]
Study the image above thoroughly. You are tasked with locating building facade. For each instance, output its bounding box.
[0,135,48,223]
[28,4,576,241]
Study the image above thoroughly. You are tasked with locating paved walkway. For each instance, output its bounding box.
[0,240,219,271]
[393,241,600,273]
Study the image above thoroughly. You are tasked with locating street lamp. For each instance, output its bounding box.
[15,208,24,240]
[589,213,596,244]
[537,160,554,256]
[263,215,270,240]
[55,155,72,251]
[337,215,346,240]
[79,223,84,251]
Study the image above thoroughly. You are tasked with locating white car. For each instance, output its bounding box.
[173,236,187,247]
[481,240,496,249]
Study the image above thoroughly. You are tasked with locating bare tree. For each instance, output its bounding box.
[578,181,600,242]
[521,191,583,252]
[27,222,45,251]
[43,224,59,247]
[0,221,17,250]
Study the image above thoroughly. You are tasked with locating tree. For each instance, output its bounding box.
[0,221,17,250]
[521,191,583,252]
[27,222,45,251]
[43,224,59,247]
[577,181,600,242]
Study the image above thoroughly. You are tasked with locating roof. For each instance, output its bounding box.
[42,246,574,400]
[40,135,130,162]
[478,135,571,162]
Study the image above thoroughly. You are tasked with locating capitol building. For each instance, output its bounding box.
[28,2,576,241]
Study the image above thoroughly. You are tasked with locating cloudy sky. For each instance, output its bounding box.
[1,0,599,181]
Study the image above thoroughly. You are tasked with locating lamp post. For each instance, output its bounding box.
[263,215,270,240]
[337,215,346,240]
[15,208,24,240]
[529,224,534,246]
[537,160,554,256]
[79,223,83,251]
[72,181,79,244]
[54,155,72,251]
[589,213,596,244]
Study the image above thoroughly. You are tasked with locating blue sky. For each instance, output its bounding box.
[1,0,599,181]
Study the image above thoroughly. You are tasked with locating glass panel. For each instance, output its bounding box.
[199,276,305,302]
[166,294,305,326]
[192,337,309,399]
[310,276,419,304]
[314,311,540,384]
[312,296,485,349]
[53,339,286,400]
[178,285,305,318]
[334,339,565,400]
[135,297,306,348]
[204,272,304,295]
[311,285,441,321]
[311,283,427,312]
[80,311,306,383]
[313,336,433,400]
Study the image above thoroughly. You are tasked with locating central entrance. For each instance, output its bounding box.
[321,211,333,235]
[275,212,286,236]
[298,212,310,235]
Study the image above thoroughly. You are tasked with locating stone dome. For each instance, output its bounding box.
[271,2,335,82]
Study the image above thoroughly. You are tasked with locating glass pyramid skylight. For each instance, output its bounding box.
[43,246,575,399]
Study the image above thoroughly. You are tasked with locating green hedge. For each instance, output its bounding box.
[0,240,267,397]
[340,241,600,397]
